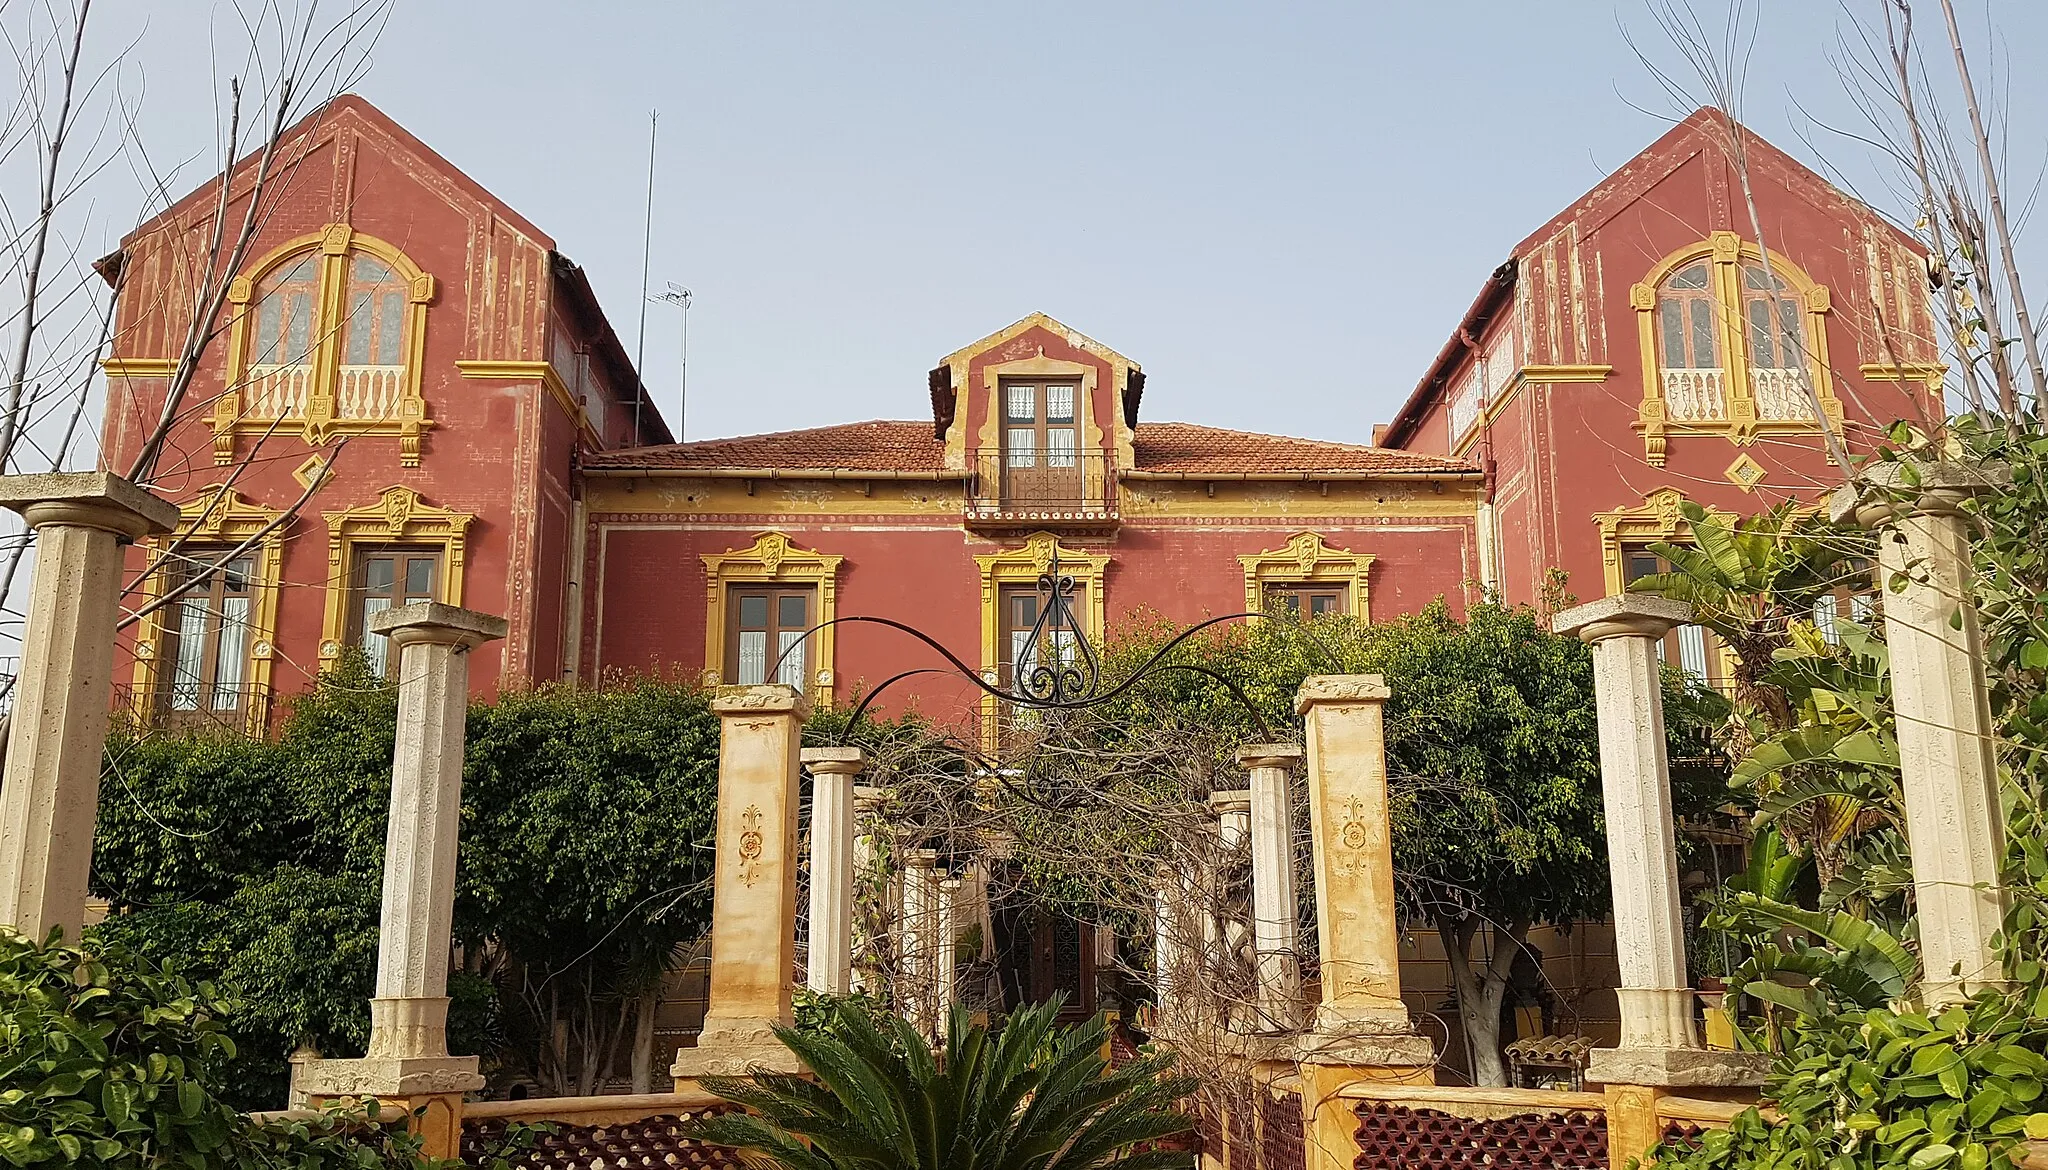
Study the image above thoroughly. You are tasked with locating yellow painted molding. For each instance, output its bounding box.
[938,312,1139,469]
[1630,237,1840,465]
[102,357,178,378]
[129,487,288,737]
[217,224,438,467]
[1238,531,1374,621]
[318,486,473,663]
[699,532,844,706]
[1594,486,1733,596]
[455,359,589,437]
[1520,364,1613,383]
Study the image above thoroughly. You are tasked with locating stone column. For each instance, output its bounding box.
[1241,745,1304,1034]
[1294,676,1434,1170]
[1554,595,1764,1092]
[848,783,886,994]
[673,685,810,1083]
[302,603,505,1157]
[0,473,176,941]
[1834,461,2011,1007]
[803,747,862,995]
[1205,788,1250,1012]
[1153,863,1190,1026]
[937,875,962,1020]
[900,848,942,1039]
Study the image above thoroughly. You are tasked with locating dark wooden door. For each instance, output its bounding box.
[1000,381,1082,506]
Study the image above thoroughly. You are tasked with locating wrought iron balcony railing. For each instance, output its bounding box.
[963,449,1119,526]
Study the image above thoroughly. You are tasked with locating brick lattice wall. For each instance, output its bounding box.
[1352,1101,1607,1170]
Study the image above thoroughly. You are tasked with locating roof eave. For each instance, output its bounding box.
[1121,468,1482,482]
[580,465,963,480]
[1380,259,1517,450]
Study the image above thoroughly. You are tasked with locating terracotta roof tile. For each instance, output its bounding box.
[581,419,1476,477]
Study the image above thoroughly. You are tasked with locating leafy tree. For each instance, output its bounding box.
[89,664,722,1104]
[691,997,1195,1169]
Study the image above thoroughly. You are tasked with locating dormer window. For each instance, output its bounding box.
[1001,380,1082,505]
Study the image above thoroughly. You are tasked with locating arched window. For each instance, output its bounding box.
[1742,264,1811,420]
[1655,261,1726,423]
[218,225,437,466]
[1628,232,1839,464]
[339,254,409,419]
[243,254,319,417]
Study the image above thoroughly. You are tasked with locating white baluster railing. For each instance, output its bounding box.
[1661,368,1727,422]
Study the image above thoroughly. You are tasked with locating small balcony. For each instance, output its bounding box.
[963,449,1119,529]
[1662,368,1728,421]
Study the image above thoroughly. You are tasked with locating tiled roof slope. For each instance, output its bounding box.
[581,420,1476,476]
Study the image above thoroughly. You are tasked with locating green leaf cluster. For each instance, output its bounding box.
[691,997,1195,1169]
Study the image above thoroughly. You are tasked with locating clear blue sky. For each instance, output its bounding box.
[97,1,2048,448]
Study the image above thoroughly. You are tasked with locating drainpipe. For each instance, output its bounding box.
[1458,328,1501,595]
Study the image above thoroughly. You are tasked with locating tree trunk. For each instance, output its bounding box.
[630,985,661,1093]
[1438,914,1529,1088]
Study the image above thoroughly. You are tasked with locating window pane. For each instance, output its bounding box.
[1671,262,1709,290]
[1310,594,1337,616]
[285,291,312,365]
[739,593,768,628]
[1659,300,1684,367]
[1010,593,1037,629]
[213,596,249,709]
[737,630,767,686]
[224,557,252,594]
[1849,593,1876,623]
[1045,385,1074,423]
[404,556,434,600]
[346,292,373,364]
[1046,428,1077,468]
[1006,386,1035,421]
[365,556,395,592]
[352,256,394,284]
[170,600,208,710]
[1810,596,1840,644]
[1011,629,1035,673]
[1625,551,1664,583]
[1778,299,1802,362]
[377,292,404,365]
[1005,428,1036,466]
[1748,299,1777,368]
[776,631,805,688]
[361,597,394,675]
[777,593,807,630]
[1689,299,1717,367]
[255,295,284,364]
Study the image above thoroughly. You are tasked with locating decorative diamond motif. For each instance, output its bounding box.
[1725,454,1767,492]
[292,455,332,492]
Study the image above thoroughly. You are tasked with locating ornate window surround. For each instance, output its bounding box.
[129,487,287,735]
[1629,231,1842,466]
[217,223,437,467]
[318,486,472,663]
[1593,486,1735,596]
[973,531,1109,743]
[973,352,1107,462]
[700,532,844,705]
[1238,531,1375,620]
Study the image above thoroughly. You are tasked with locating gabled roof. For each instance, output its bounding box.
[580,419,1478,478]
[1378,108,1924,449]
[938,312,1139,373]
[120,93,554,249]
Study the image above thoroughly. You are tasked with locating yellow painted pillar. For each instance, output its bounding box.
[673,684,809,1084]
[1293,675,1435,1170]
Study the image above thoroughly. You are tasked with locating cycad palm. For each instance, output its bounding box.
[689,997,1195,1170]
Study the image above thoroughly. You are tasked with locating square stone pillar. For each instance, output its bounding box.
[900,847,943,1040]
[938,875,962,1018]
[1556,596,1763,1089]
[302,603,506,1156]
[1205,788,1251,1024]
[1293,676,1430,1057]
[0,473,176,942]
[1240,745,1304,1034]
[672,684,810,1083]
[802,746,862,995]
[1833,461,2012,1007]
[1153,862,1193,1025]
[848,783,887,994]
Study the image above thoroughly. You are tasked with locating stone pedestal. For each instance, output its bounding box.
[1555,595,1765,1091]
[1240,744,1304,1034]
[0,473,177,942]
[673,685,810,1083]
[1834,461,2012,1007]
[302,603,506,1156]
[802,747,862,995]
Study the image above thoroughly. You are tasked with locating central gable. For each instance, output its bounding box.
[929,313,1143,470]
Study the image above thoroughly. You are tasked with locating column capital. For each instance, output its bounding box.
[1829,458,2010,528]
[852,784,887,812]
[1208,788,1251,816]
[1236,743,1304,770]
[0,471,179,541]
[1554,594,1693,643]
[711,683,811,720]
[801,746,865,776]
[369,602,508,650]
[903,846,940,868]
[1293,674,1389,714]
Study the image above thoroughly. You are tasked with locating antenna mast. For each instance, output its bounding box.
[632,110,658,441]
